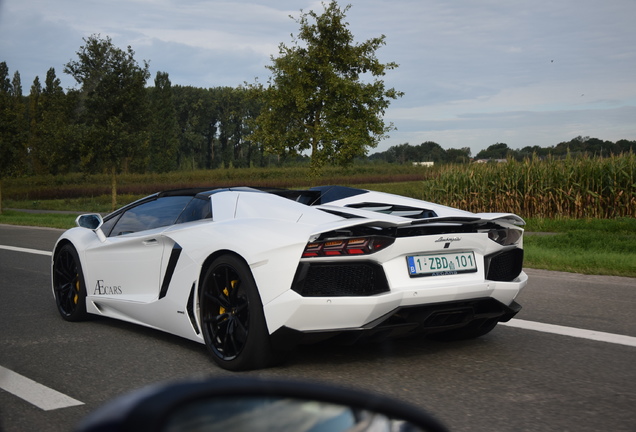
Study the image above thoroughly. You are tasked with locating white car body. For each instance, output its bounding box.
[52,186,527,370]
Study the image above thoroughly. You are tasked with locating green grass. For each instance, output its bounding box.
[523,217,636,277]
[2,195,140,214]
[0,210,79,229]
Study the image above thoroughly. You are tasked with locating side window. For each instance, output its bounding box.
[176,196,212,224]
[100,213,121,237]
[109,196,193,236]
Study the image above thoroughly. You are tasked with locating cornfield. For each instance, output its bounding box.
[4,153,635,219]
[420,153,636,219]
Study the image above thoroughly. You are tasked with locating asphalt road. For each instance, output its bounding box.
[1,224,634,431]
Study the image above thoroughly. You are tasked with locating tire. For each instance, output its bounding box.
[199,255,277,371]
[427,318,498,342]
[53,244,89,322]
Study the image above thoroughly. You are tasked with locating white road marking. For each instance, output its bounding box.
[0,366,84,411]
[501,318,636,348]
[0,245,52,256]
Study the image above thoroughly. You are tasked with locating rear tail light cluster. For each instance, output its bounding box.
[302,236,395,258]
[488,228,523,246]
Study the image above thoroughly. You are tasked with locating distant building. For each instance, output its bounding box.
[473,159,508,164]
[412,161,434,167]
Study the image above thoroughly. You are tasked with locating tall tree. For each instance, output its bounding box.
[148,72,179,172]
[0,64,27,213]
[172,86,215,170]
[250,1,402,173]
[215,86,259,168]
[11,71,28,173]
[42,68,77,173]
[27,76,43,173]
[0,62,14,213]
[64,34,150,210]
[28,68,76,174]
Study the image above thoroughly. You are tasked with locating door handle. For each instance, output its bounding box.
[143,239,158,245]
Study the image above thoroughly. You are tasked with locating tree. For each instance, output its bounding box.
[65,34,150,210]
[518,145,547,159]
[0,64,27,213]
[11,71,28,173]
[148,72,179,172]
[615,139,635,154]
[475,143,512,160]
[172,86,218,170]
[0,62,15,213]
[37,68,77,174]
[446,147,471,164]
[415,141,447,163]
[26,68,79,175]
[214,86,261,168]
[170,86,262,170]
[250,1,402,173]
[27,76,43,173]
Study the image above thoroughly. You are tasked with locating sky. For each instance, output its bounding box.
[1,0,635,155]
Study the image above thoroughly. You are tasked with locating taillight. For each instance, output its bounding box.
[302,236,395,258]
[488,228,522,246]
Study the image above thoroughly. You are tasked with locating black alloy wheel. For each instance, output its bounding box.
[199,255,276,371]
[53,244,88,321]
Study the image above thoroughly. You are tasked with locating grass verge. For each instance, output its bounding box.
[523,217,636,277]
[0,210,79,229]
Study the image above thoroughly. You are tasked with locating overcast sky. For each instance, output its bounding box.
[1,0,635,155]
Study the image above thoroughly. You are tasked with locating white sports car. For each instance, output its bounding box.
[52,186,528,370]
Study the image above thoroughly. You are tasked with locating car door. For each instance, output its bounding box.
[83,196,193,303]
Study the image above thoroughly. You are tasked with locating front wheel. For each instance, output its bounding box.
[53,244,89,322]
[199,255,278,371]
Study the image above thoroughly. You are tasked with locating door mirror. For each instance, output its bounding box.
[75,214,103,230]
[76,377,448,432]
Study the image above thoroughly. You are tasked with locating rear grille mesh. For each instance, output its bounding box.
[292,263,389,297]
[486,248,524,282]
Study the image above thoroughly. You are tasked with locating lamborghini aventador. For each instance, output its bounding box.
[52,186,528,370]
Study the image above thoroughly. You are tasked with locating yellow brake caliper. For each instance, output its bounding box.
[219,280,238,315]
[74,275,80,304]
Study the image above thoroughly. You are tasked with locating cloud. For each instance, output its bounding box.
[386,105,636,151]
[1,0,635,154]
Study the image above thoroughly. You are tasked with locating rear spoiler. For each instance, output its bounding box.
[410,214,525,226]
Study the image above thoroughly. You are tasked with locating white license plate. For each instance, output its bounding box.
[407,252,477,277]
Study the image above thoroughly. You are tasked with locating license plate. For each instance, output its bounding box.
[407,252,477,277]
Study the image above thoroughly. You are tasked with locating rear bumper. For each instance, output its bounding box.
[270,297,522,349]
[264,270,528,335]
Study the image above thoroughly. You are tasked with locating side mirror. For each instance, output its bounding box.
[75,377,448,432]
[75,214,103,230]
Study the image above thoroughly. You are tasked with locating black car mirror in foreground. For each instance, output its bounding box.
[75,377,449,432]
